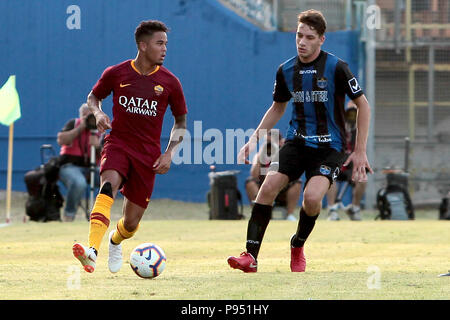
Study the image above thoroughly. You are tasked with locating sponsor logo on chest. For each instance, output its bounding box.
[290,73,329,102]
[117,84,165,117]
[290,90,328,103]
[118,95,158,117]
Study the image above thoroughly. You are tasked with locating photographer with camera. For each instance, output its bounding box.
[57,103,102,222]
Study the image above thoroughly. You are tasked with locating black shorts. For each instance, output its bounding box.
[276,139,346,186]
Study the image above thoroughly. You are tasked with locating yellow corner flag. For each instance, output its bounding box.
[0,75,21,126]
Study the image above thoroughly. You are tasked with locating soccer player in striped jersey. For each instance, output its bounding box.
[73,20,187,273]
[228,9,373,273]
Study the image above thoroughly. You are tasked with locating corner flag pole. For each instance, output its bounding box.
[0,75,21,224]
[5,123,14,223]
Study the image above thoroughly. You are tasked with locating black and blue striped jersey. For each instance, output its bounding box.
[273,50,363,152]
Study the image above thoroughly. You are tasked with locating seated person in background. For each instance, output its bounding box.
[326,102,367,221]
[57,103,102,222]
[245,130,302,221]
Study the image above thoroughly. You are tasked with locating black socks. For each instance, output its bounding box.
[246,204,319,258]
[246,203,272,260]
[291,207,319,248]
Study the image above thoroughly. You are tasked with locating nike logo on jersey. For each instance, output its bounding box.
[120,83,131,88]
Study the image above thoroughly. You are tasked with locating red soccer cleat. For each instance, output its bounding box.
[290,235,306,272]
[72,243,96,273]
[290,246,306,272]
[227,252,258,273]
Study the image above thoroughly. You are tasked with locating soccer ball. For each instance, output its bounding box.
[129,243,166,279]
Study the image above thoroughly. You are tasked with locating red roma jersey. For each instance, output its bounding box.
[91,59,187,158]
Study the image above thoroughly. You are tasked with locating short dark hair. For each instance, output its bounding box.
[134,20,169,44]
[297,9,327,36]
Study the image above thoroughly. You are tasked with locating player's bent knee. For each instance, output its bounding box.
[303,192,321,204]
[302,191,322,208]
[259,182,280,200]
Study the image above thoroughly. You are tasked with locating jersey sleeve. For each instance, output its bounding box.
[91,66,115,100]
[60,119,76,132]
[168,77,188,117]
[335,60,364,100]
[272,66,292,102]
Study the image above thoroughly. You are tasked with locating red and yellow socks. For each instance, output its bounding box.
[88,193,114,252]
[111,217,139,245]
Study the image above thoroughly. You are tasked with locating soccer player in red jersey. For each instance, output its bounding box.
[73,20,187,273]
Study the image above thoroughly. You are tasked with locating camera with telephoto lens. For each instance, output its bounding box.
[85,113,97,130]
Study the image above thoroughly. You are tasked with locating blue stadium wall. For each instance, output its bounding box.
[0,0,360,204]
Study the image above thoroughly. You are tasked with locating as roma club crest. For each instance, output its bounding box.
[154,85,164,96]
